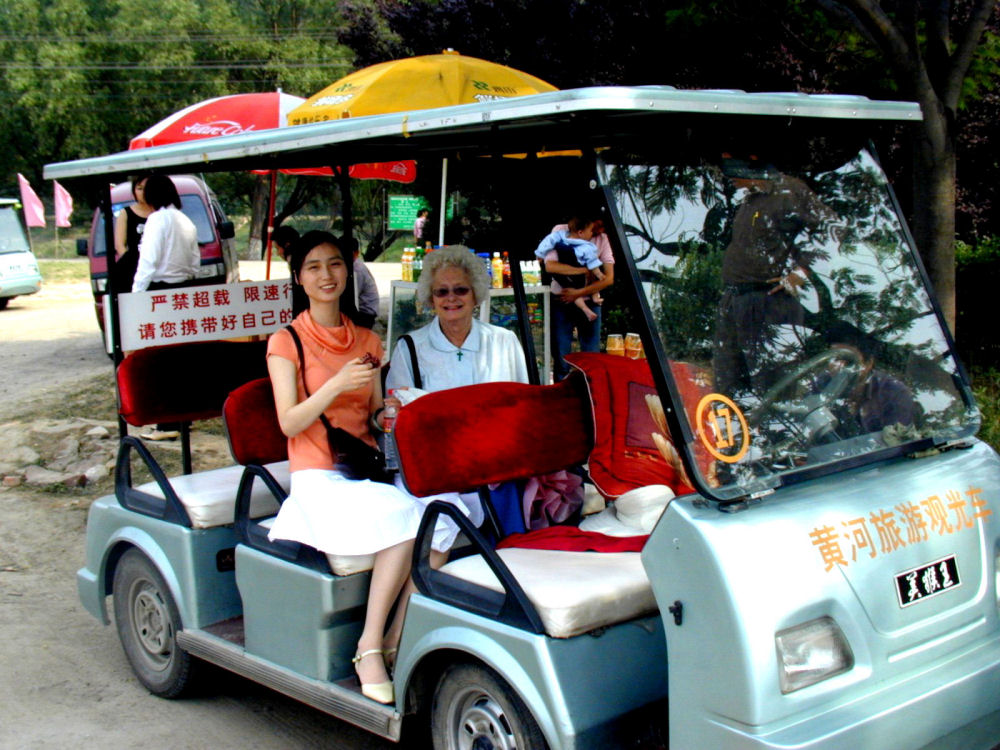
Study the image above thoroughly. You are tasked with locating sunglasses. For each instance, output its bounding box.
[431,285,472,298]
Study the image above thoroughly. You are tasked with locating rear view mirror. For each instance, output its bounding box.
[76,238,89,257]
[218,221,235,240]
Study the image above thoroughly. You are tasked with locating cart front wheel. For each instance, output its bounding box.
[431,663,547,750]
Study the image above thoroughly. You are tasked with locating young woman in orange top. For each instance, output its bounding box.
[265,230,419,705]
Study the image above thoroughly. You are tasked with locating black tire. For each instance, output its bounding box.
[0,297,9,310]
[431,662,548,750]
[112,548,197,698]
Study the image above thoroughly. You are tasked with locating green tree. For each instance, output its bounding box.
[811,0,1000,333]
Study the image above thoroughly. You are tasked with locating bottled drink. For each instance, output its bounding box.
[491,252,504,288]
[383,392,398,471]
[625,332,643,360]
[413,247,424,283]
[606,334,624,356]
[502,251,511,287]
[401,248,412,282]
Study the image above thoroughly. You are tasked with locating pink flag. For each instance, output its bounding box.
[54,181,73,228]
[17,173,45,228]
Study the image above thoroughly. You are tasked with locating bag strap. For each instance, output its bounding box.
[399,333,422,390]
[285,324,337,436]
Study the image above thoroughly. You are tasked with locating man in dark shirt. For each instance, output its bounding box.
[712,157,834,398]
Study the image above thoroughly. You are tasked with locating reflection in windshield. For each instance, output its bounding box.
[604,149,978,497]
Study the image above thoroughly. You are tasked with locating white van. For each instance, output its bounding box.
[0,198,41,309]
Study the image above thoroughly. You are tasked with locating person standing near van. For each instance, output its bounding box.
[131,174,200,293]
[112,174,153,294]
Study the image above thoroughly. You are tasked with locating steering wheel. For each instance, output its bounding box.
[749,347,865,450]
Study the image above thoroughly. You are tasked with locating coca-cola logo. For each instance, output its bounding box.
[182,121,257,137]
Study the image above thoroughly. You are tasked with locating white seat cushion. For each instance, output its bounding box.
[256,516,375,577]
[440,548,657,638]
[136,461,290,529]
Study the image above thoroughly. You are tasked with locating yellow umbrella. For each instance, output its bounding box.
[287,50,557,125]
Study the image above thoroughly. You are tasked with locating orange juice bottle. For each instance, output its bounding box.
[491,252,504,288]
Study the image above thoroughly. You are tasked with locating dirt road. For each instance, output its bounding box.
[0,279,396,749]
[0,281,108,421]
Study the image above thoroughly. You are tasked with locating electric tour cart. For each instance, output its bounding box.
[45,86,1000,749]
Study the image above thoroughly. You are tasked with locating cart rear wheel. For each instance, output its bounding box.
[431,663,547,750]
[112,548,197,697]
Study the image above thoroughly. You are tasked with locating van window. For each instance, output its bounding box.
[601,147,977,498]
[0,206,30,254]
[93,195,215,256]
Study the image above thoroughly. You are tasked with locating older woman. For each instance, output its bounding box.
[380,245,528,661]
[386,244,528,392]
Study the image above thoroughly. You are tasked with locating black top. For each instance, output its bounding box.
[112,205,147,294]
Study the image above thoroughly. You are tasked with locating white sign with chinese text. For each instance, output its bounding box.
[116,281,293,351]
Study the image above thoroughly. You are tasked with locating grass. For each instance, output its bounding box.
[38,258,89,284]
[28,226,90,259]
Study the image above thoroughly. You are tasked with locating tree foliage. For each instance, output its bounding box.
[0,0,353,188]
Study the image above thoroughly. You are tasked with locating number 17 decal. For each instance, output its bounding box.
[695,394,749,463]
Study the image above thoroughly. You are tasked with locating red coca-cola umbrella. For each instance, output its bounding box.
[128,91,300,149]
[129,92,415,276]
[128,91,415,182]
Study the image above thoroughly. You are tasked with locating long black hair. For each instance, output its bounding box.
[287,230,358,320]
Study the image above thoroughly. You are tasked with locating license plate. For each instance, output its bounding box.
[895,555,960,608]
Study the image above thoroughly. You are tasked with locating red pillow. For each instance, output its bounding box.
[394,377,593,498]
[565,352,691,498]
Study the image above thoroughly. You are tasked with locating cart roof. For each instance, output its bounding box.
[44,86,921,181]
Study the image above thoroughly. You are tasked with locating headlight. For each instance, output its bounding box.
[775,616,853,694]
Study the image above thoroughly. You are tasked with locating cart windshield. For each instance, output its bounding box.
[601,147,979,499]
[0,204,30,254]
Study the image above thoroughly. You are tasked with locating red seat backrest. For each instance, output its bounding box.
[117,339,268,427]
[393,375,594,498]
[223,377,288,466]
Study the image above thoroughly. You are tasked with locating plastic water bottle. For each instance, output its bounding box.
[383,393,398,471]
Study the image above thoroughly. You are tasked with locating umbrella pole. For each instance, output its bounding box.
[265,170,277,280]
[338,164,354,241]
[438,157,448,246]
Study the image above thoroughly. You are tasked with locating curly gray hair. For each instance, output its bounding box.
[416,245,491,308]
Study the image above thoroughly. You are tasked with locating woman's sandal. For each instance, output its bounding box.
[353,649,394,704]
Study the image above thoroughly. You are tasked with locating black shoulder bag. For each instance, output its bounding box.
[285,325,392,484]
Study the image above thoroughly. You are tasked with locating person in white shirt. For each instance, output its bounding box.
[131,174,201,442]
[131,174,200,293]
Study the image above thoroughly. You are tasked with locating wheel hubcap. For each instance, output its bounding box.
[131,580,172,669]
[453,689,517,750]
